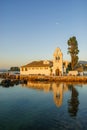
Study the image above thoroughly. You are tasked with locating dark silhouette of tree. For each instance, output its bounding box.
[67,36,79,70]
[66,62,72,73]
[68,85,79,117]
[10,67,20,71]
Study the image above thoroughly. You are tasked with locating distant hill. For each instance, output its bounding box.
[0,69,8,72]
[79,61,87,65]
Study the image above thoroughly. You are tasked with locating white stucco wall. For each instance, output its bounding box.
[53,48,63,75]
[20,67,51,75]
[68,71,78,76]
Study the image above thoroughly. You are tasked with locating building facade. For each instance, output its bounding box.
[53,48,63,76]
[20,60,52,75]
[20,47,68,76]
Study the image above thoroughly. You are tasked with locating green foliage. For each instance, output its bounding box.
[66,62,72,73]
[10,67,20,71]
[67,36,79,70]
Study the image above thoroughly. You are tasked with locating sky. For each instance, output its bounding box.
[0,0,87,69]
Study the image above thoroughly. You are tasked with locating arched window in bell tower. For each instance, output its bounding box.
[56,56,60,61]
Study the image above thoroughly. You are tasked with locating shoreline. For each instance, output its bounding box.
[0,74,87,87]
[20,75,87,82]
[0,73,87,83]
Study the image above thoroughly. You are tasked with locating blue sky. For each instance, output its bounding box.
[0,0,87,69]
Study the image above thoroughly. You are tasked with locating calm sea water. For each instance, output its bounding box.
[0,80,87,130]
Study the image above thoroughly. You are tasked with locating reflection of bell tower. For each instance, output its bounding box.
[52,83,63,107]
[53,47,63,76]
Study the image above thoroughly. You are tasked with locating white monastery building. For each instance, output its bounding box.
[20,48,69,76]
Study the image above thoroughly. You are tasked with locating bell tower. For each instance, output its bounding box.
[53,47,63,76]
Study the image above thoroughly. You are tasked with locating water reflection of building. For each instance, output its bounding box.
[52,83,63,107]
[52,83,68,107]
[22,81,69,107]
[27,81,51,93]
[21,82,80,117]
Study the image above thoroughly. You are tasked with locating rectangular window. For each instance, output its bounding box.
[45,67,48,69]
[22,68,24,71]
[25,68,27,71]
[40,67,43,69]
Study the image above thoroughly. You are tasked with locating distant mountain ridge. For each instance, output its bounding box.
[0,69,8,72]
[79,61,87,64]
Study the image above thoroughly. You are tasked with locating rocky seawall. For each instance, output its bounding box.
[0,73,87,87]
[20,75,87,82]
